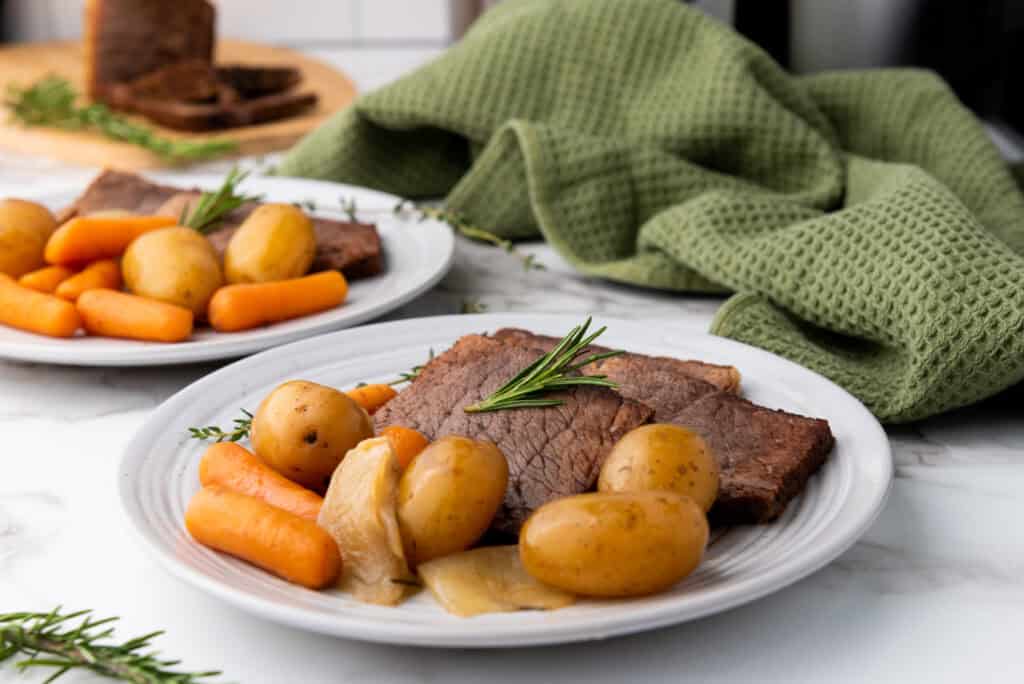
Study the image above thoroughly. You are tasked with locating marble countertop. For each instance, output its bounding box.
[1,157,1022,683]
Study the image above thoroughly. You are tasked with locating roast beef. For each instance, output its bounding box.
[490,329,833,524]
[59,171,383,279]
[373,334,655,534]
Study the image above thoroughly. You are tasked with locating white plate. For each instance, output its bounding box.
[0,174,453,366]
[119,313,892,648]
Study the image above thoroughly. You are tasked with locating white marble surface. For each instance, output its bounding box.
[1,83,1023,684]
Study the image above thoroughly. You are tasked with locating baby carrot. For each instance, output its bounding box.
[55,259,121,301]
[0,274,81,337]
[199,442,324,521]
[380,425,430,469]
[207,271,348,333]
[19,265,75,293]
[77,289,193,343]
[185,486,342,590]
[44,214,176,265]
[346,383,397,415]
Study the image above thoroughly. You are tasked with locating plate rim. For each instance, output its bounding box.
[0,174,455,367]
[118,313,893,648]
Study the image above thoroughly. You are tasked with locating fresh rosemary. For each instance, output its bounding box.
[393,201,544,272]
[183,167,262,234]
[387,349,435,386]
[0,608,221,683]
[464,317,622,413]
[460,298,488,314]
[188,409,253,442]
[4,76,237,161]
[339,196,359,222]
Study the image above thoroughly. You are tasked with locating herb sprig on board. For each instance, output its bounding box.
[4,76,237,161]
[464,317,622,413]
[183,167,262,234]
[0,608,221,683]
[188,409,253,442]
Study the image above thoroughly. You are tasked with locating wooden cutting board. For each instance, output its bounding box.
[0,40,357,170]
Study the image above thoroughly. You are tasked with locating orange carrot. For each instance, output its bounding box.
[0,274,81,337]
[44,215,177,265]
[185,486,341,590]
[207,271,348,333]
[199,442,324,521]
[55,259,122,301]
[380,425,430,470]
[77,289,193,342]
[19,265,75,293]
[346,383,398,415]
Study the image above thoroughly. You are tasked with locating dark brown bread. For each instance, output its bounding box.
[85,0,215,99]
[374,334,655,534]
[59,170,383,279]
[121,90,318,132]
[487,328,833,524]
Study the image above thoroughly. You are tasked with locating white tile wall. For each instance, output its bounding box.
[3,0,452,44]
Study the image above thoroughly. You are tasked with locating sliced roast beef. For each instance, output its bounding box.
[59,170,383,279]
[488,328,833,524]
[374,334,654,534]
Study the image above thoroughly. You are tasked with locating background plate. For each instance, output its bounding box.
[0,174,454,366]
[119,313,892,648]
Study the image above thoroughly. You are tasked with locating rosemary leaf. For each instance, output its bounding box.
[188,409,253,442]
[183,167,262,234]
[4,76,237,161]
[464,317,623,413]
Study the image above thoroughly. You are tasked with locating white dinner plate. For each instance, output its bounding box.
[0,173,454,366]
[119,313,892,648]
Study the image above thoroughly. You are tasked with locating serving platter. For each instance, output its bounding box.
[119,313,892,648]
[0,174,454,366]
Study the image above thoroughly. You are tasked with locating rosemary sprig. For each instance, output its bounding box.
[0,608,221,683]
[183,167,262,234]
[393,201,544,271]
[464,317,623,413]
[4,76,237,161]
[460,298,488,314]
[385,349,435,386]
[188,409,253,442]
[339,197,359,222]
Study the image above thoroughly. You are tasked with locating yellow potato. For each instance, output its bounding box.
[317,436,415,605]
[0,199,58,277]
[251,380,374,491]
[122,226,223,315]
[519,491,708,597]
[397,436,509,566]
[418,546,575,617]
[598,424,719,512]
[224,203,316,284]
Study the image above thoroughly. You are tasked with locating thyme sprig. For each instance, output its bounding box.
[464,317,622,413]
[183,167,262,234]
[4,76,237,161]
[0,608,221,683]
[188,409,253,442]
[393,201,544,272]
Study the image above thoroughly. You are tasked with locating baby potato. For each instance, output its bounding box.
[252,380,374,491]
[397,435,509,565]
[0,199,58,277]
[122,226,223,315]
[598,424,719,512]
[519,491,708,597]
[224,203,316,284]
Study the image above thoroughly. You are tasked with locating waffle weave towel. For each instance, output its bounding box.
[278,0,1024,422]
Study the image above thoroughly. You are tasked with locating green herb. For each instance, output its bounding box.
[339,197,359,222]
[464,317,622,413]
[292,198,318,213]
[387,349,435,386]
[4,76,237,161]
[393,201,544,271]
[183,167,262,234]
[460,298,488,314]
[0,608,221,683]
[188,409,253,442]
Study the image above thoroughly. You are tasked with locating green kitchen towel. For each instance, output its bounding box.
[278,0,1024,423]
